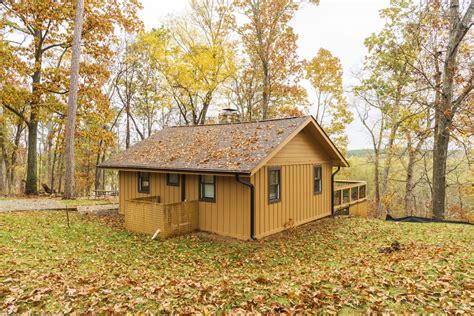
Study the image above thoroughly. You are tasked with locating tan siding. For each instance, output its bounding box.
[118,171,181,212]
[268,128,330,165]
[253,163,332,238]
[118,171,251,240]
[252,127,334,239]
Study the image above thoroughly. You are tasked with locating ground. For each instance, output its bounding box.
[0,212,473,313]
[0,197,116,212]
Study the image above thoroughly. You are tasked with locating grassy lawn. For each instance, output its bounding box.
[0,212,472,313]
[61,199,117,207]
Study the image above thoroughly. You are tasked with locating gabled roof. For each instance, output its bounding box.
[98,116,349,174]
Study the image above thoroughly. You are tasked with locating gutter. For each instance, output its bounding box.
[331,166,341,217]
[98,165,251,176]
[235,174,255,240]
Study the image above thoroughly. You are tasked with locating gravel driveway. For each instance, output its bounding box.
[0,198,66,212]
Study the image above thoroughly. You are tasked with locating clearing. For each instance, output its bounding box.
[0,211,472,313]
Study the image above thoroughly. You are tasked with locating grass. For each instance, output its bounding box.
[61,199,116,207]
[0,212,472,313]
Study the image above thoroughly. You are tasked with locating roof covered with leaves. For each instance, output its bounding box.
[99,116,315,174]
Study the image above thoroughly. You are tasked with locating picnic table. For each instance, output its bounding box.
[93,189,119,198]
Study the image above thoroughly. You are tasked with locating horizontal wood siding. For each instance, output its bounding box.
[119,171,250,240]
[268,129,328,165]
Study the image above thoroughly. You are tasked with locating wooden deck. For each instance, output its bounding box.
[334,180,368,217]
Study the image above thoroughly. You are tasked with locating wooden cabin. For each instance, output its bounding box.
[99,116,367,240]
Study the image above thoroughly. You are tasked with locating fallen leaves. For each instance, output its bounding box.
[0,212,473,313]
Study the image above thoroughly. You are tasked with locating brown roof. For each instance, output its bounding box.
[99,116,348,174]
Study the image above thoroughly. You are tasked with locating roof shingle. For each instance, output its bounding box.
[99,116,310,174]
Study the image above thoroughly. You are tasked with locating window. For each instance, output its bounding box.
[314,165,323,194]
[351,187,359,201]
[167,173,180,186]
[268,167,281,203]
[359,185,366,198]
[199,175,216,202]
[138,172,150,193]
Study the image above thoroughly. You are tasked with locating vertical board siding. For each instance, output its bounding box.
[252,163,332,238]
[188,174,250,240]
[118,171,181,214]
[119,171,250,240]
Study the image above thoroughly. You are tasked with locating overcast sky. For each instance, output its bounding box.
[138,0,391,150]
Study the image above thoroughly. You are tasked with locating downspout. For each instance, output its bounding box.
[235,174,255,240]
[181,174,186,201]
[331,166,341,217]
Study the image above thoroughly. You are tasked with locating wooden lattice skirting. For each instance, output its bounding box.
[124,197,199,239]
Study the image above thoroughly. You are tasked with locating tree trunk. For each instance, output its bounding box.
[373,148,382,217]
[0,112,5,195]
[9,122,23,194]
[25,117,38,194]
[64,0,85,199]
[404,134,415,215]
[432,0,473,219]
[125,103,131,148]
[261,60,270,120]
[199,91,213,125]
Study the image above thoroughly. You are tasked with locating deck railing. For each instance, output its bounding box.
[334,180,367,215]
[124,196,199,238]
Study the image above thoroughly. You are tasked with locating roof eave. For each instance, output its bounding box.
[97,165,252,176]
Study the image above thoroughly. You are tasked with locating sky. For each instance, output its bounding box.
[138,0,391,150]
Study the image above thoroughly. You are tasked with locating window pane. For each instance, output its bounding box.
[315,180,321,193]
[269,184,279,200]
[204,184,215,198]
[314,166,322,193]
[269,170,279,185]
[202,175,214,184]
[168,173,179,185]
[138,173,150,192]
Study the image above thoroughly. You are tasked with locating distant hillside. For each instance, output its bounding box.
[347,149,373,158]
[346,148,464,158]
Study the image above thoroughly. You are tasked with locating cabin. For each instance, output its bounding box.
[99,116,367,240]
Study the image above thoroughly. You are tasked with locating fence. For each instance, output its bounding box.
[334,180,368,217]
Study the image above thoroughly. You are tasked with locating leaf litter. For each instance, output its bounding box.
[0,211,472,313]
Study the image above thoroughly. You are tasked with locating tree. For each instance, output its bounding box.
[64,0,85,199]
[142,0,236,125]
[432,0,473,219]
[0,0,141,194]
[234,0,316,119]
[305,48,352,151]
[354,0,424,215]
